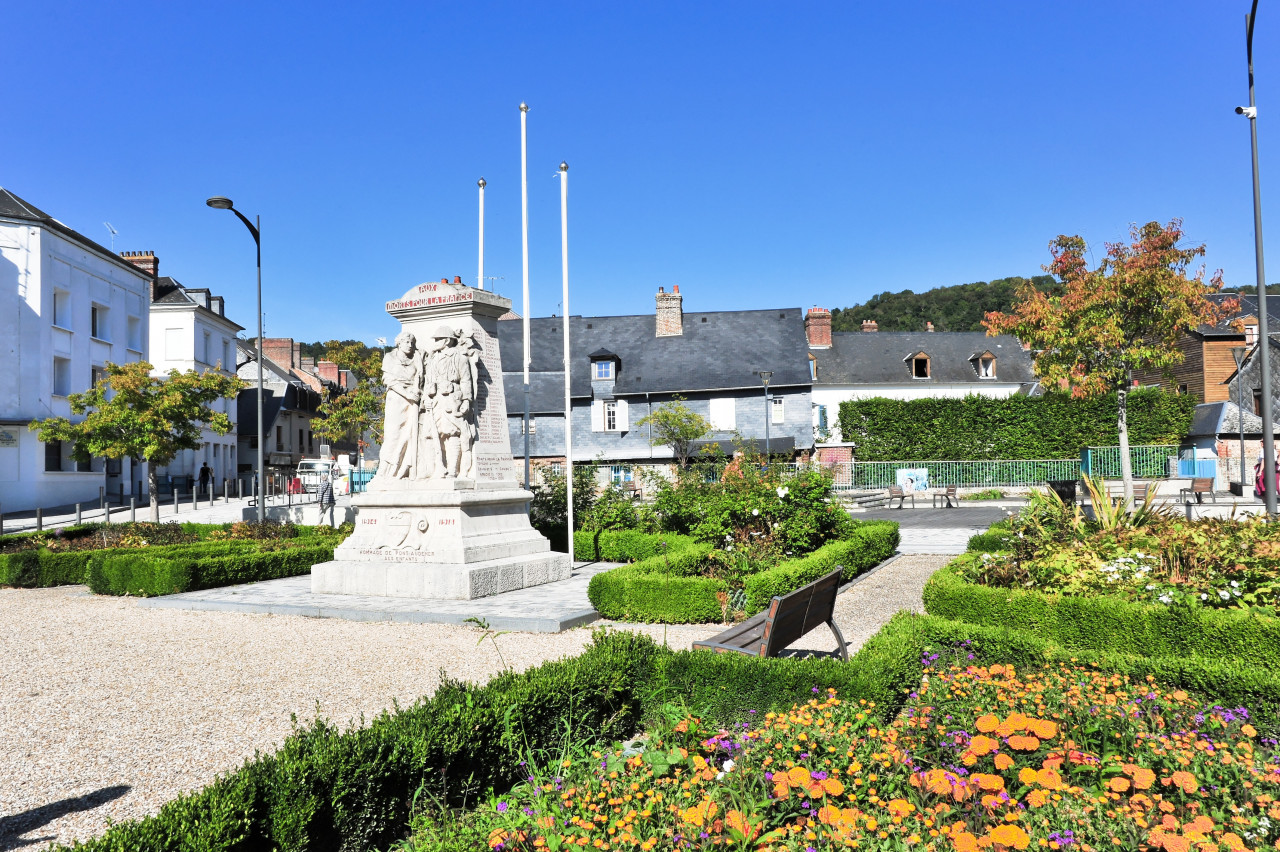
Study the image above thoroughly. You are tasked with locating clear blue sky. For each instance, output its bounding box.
[6,1,1277,344]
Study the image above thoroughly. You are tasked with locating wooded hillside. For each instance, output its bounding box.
[830,275,1058,332]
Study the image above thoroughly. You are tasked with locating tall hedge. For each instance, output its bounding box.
[838,389,1196,461]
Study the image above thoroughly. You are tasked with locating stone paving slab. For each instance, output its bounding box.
[136,561,619,633]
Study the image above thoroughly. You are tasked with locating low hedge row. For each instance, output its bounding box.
[743,521,900,612]
[923,562,1280,672]
[572,529,699,563]
[57,628,925,852]
[0,548,99,588]
[586,521,899,624]
[86,540,335,597]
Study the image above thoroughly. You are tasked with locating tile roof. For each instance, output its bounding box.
[813,331,1037,385]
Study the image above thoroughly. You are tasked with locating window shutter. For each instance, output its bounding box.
[591,400,605,432]
[615,399,629,431]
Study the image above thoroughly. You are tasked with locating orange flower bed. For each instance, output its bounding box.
[464,661,1279,851]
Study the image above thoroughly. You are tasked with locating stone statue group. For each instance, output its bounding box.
[374,326,482,485]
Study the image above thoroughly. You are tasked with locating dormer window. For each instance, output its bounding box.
[594,360,614,380]
[808,354,817,381]
[970,351,997,379]
[905,352,931,379]
[1247,324,1259,345]
[589,348,619,381]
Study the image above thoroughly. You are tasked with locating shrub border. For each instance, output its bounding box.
[922,561,1280,672]
[585,522,899,624]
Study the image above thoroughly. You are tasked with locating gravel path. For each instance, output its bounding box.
[0,554,948,849]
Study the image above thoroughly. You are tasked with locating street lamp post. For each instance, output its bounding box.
[1239,0,1277,515]
[760,371,773,466]
[206,196,264,523]
[1234,345,1250,496]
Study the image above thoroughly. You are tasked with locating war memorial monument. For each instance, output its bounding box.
[311,278,571,599]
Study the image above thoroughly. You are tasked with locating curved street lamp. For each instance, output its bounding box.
[760,370,773,466]
[206,196,265,523]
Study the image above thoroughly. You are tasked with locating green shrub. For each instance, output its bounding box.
[0,548,97,588]
[86,541,334,597]
[743,521,899,612]
[572,529,699,563]
[965,530,1012,553]
[838,389,1196,461]
[923,562,1280,672]
[586,522,899,624]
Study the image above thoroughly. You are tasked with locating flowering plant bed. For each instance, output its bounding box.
[441,659,1279,852]
[954,484,1280,612]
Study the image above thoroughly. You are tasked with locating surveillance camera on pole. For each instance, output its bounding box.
[1237,105,1259,118]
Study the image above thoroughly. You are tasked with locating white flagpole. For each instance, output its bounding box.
[559,161,573,551]
[477,177,486,290]
[520,102,531,488]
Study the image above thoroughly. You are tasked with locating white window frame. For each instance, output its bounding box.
[605,401,618,431]
[610,465,633,485]
[52,290,71,330]
[709,398,735,431]
[90,304,109,340]
[593,360,614,380]
[521,417,536,435]
[52,356,72,397]
[771,396,785,424]
[978,356,996,379]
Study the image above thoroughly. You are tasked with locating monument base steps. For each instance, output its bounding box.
[311,551,572,600]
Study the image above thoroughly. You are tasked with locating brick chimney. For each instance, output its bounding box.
[120,251,160,300]
[656,285,684,337]
[261,337,297,369]
[926,321,935,332]
[317,360,340,385]
[453,276,464,285]
[861,319,879,333]
[805,307,832,348]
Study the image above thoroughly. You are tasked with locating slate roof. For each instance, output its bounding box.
[813,331,1037,385]
[502,372,570,415]
[1199,293,1280,336]
[1190,401,1275,438]
[497,308,810,398]
[0,187,149,279]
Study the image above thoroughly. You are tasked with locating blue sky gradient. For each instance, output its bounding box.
[5,1,1277,343]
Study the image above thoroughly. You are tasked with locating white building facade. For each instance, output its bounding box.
[138,267,243,492]
[0,189,152,511]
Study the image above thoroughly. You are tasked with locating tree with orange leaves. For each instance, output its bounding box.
[984,220,1235,503]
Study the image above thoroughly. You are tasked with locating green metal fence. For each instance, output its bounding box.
[1081,445,1178,479]
[789,445,1178,491]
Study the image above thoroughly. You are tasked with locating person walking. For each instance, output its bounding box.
[318,474,336,528]
[198,462,212,498]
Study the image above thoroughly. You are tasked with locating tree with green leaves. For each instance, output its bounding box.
[985,220,1236,502]
[29,361,244,522]
[311,340,385,460]
[635,396,711,468]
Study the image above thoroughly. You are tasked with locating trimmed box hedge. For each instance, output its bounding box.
[0,548,98,588]
[922,562,1280,673]
[86,540,335,597]
[572,529,699,563]
[55,628,925,852]
[586,521,899,624]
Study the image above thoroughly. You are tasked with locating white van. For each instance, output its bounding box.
[295,459,336,493]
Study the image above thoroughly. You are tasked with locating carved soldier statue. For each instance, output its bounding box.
[424,325,481,478]
[374,331,422,484]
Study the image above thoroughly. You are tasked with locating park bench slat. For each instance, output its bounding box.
[692,567,848,661]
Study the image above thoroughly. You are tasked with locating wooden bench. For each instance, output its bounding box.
[933,485,958,508]
[1180,477,1216,504]
[619,480,643,500]
[1105,482,1151,502]
[692,567,849,660]
[886,485,914,509]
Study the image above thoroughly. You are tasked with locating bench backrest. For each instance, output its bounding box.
[944,485,957,495]
[760,567,844,657]
[888,485,904,496]
[1191,477,1212,491]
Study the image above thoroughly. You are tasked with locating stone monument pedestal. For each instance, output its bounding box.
[309,277,571,601]
[311,481,571,600]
